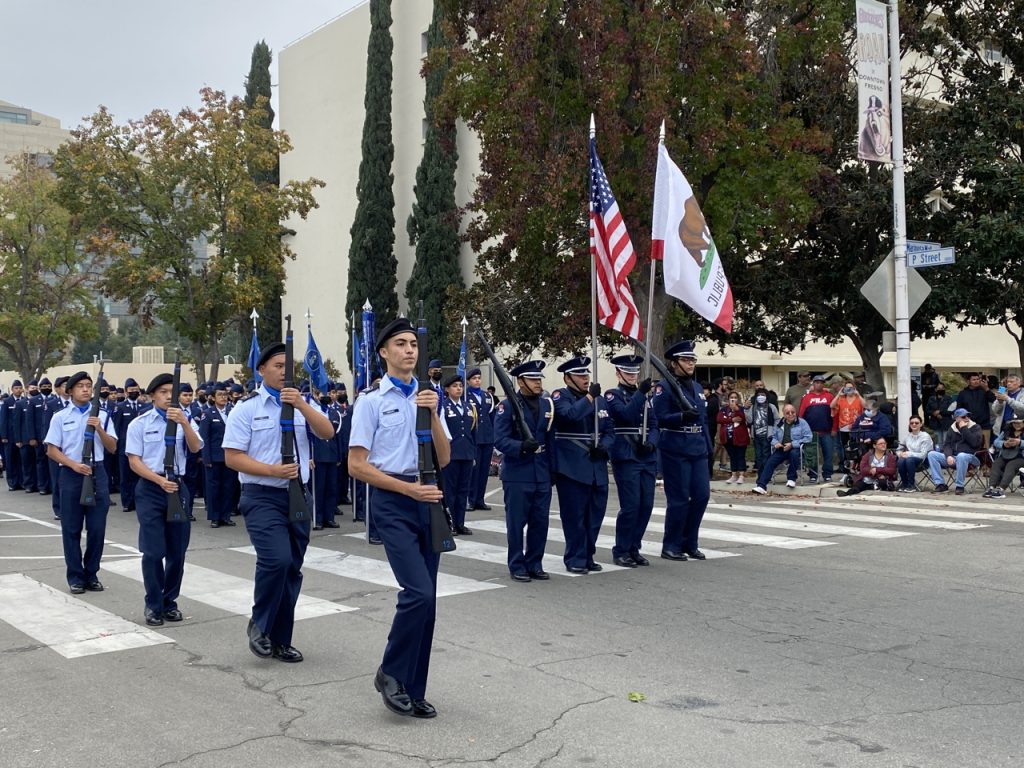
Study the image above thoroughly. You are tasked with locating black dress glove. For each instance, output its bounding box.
[637,442,656,456]
[588,382,602,398]
[520,438,540,456]
[589,445,609,460]
[638,378,653,394]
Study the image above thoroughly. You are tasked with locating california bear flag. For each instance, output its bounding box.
[651,142,734,333]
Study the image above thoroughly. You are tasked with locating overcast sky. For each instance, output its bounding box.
[2,0,366,129]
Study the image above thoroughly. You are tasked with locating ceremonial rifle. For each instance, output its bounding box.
[79,355,108,506]
[475,329,535,444]
[631,338,698,415]
[416,302,456,553]
[282,315,309,522]
[164,350,186,522]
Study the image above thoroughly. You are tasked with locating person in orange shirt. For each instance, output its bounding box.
[832,383,865,476]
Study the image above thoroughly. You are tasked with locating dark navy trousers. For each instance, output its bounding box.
[374,483,439,701]
[135,479,191,613]
[311,461,338,526]
[4,440,21,489]
[611,460,656,560]
[35,444,50,493]
[58,464,109,586]
[469,443,493,506]
[20,444,37,491]
[441,458,473,529]
[554,475,608,569]
[502,481,550,575]
[240,485,309,647]
[119,451,138,509]
[204,462,236,522]
[661,453,710,553]
[49,458,61,517]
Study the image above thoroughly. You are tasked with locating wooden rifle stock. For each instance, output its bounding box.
[164,351,186,522]
[79,359,107,506]
[417,303,456,553]
[281,315,309,522]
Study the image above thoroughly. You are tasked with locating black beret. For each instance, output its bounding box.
[39,377,51,386]
[376,317,416,351]
[146,373,174,394]
[66,371,92,391]
[54,376,69,388]
[179,383,193,393]
[443,374,464,389]
[256,342,286,369]
[466,367,481,379]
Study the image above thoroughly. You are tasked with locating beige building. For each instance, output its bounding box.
[0,100,69,179]
[278,3,1020,394]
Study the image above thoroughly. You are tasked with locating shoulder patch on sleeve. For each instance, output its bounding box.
[552,390,561,401]
[497,402,505,415]
[605,392,615,401]
[654,385,664,396]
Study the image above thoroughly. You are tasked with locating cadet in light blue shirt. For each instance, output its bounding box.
[125,372,203,627]
[348,317,451,719]
[222,341,334,664]
[43,371,117,594]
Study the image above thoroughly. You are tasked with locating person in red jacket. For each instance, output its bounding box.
[837,436,897,496]
[799,374,835,482]
[717,391,751,484]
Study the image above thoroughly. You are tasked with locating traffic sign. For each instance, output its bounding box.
[906,239,940,254]
[908,247,955,268]
[860,250,932,329]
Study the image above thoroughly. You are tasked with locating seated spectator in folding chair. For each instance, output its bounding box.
[926,408,984,494]
[850,400,892,450]
[752,405,811,495]
[984,417,1024,499]
[838,436,897,496]
[896,416,933,492]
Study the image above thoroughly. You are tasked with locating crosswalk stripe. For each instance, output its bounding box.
[104,558,355,620]
[0,573,172,658]
[0,511,141,554]
[297,545,504,596]
[470,519,740,560]
[824,494,1024,514]
[780,498,1024,523]
[707,503,985,530]
[623,516,832,549]
[0,534,63,538]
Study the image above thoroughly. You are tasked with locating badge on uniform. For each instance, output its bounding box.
[497,403,505,414]
[655,385,664,395]
[552,391,561,401]
[605,392,615,401]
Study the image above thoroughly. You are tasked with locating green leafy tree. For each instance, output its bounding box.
[916,0,1024,369]
[346,0,399,348]
[0,155,103,379]
[54,89,322,383]
[244,39,284,345]
[405,1,464,362]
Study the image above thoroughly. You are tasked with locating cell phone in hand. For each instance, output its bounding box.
[998,386,1007,394]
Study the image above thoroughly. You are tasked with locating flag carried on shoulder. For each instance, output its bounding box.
[247,326,263,383]
[353,329,366,392]
[590,138,643,341]
[304,326,329,393]
[651,141,734,333]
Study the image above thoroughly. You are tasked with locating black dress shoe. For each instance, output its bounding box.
[354,516,366,522]
[472,503,491,511]
[511,572,532,582]
[369,536,383,545]
[163,608,183,622]
[272,644,304,663]
[84,580,104,592]
[566,566,588,574]
[313,524,323,531]
[145,608,164,626]
[456,526,473,536]
[210,520,221,528]
[613,556,638,568]
[187,514,196,522]
[661,550,688,561]
[324,521,340,528]
[339,498,352,505]
[527,569,550,580]
[586,562,603,572]
[632,554,650,566]
[374,667,413,716]
[69,583,86,594]
[685,549,707,561]
[411,699,437,718]
[247,619,272,658]
[221,519,236,527]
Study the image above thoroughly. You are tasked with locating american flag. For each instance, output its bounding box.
[590,139,643,341]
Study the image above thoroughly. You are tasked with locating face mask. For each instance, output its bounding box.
[756,395,767,404]
[99,391,109,399]
[319,395,331,406]
[198,394,207,404]
[936,390,944,396]
[864,409,875,416]
[41,387,52,395]
[127,391,139,400]
[338,394,348,404]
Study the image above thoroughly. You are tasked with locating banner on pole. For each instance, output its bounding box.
[856,0,892,163]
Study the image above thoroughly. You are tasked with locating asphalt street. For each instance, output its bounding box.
[2,479,1023,768]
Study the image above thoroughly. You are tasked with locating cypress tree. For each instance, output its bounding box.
[244,39,282,344]
[405,1,463,362]
[346,0,399,343]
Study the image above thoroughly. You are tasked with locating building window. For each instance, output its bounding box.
[422,118,429,140]
[0,110,29,124]
[421,32,429,55]
[982,40,1003,65]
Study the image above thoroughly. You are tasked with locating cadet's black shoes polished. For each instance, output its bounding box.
[247,619,272,658]
[374,667,413,716]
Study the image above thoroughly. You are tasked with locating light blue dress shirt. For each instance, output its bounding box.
[125,407,203,475]
[42,404,116,464]
[349,376,450,476]
[221,385,311,487]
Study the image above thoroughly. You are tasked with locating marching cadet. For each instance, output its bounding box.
[493,360,556,582]
[466,368,496,511]
[16,380,38,492]
[200,382,236,528]
[348,317,451,718]
[33,377,56,495]
[440,374,477,536]
[43,371,118,594]
[334,383,353,507]
[223,342,334,663]
[604,355,658,567]
[114,378,144,512]
[1,379,23,490]
[551,357,615,574]
[309,387,342,530]
[45,377,70,519]
[126,373,203,626]
[652,340,711,561]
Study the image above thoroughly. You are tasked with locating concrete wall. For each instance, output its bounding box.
[0,100,69,179]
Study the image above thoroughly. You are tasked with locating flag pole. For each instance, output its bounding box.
[640,122,665,442]
[351,310,357,391]
[460,316,468,405]
[589,114,600,446]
